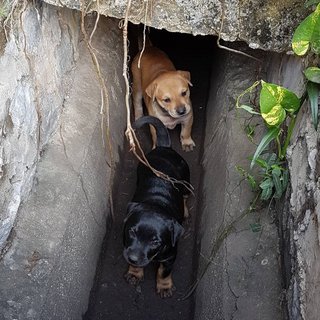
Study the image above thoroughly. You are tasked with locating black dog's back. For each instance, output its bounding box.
[132,116,190,223]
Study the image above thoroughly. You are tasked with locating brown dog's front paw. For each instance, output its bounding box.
[157,285,176,298]
[181,137,195,152]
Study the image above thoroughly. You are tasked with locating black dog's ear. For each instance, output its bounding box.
[170,220,184,247]
[124,202,139,222]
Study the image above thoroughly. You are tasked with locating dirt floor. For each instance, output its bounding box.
[84,30,215,320]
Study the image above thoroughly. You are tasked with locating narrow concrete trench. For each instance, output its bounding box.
[84,29,216,320]
[1,6,295,319]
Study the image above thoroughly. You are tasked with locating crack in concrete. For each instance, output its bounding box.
[224,239,239,320]
[59,124,104,229]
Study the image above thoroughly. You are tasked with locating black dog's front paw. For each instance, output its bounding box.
[157,285,176,298]
[124,272,143,286]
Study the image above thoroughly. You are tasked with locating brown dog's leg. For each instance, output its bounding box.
[180,114,195,152]
[149,124,157,149]
[124,265,144,286]
[156,263,175,298]
[131,59,144,120]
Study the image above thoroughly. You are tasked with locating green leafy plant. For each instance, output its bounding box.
[292,3,320,56]
[236,2,320,205]
[292,3,320,130]
[237,153,288,201]
[237,80,303,169]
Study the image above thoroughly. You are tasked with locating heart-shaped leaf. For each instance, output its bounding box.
[261,104,286,126]
[292,4,320,55]
[304,67,320,83]
[260,81,300,126]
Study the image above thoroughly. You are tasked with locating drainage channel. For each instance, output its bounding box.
[84,30,215,320]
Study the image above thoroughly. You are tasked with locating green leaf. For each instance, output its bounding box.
[305,0,320,8]
[238,104,261,115]
[235,165,257,190]
[250,127,281,169]
[292,4,320,55]
[260,186,273,200]
[253,157,269,169]
[245,124,256,142]
[304,67,320,83]
[261,104,286,126]
[250,223,262,233]
[266,153,278,166]
[272,169,283,198]
[259,177,274,190]
[260,81,300,117]
[306,81,319,130]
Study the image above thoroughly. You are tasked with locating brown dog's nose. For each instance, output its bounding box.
[176,106,186,115]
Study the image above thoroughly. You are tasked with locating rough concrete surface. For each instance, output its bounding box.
[0,2,80,251]
[44,0,309,52]
[194,47,282,320]
[0,3,126,319]
[0,1,319,320]
[266,53,320,320]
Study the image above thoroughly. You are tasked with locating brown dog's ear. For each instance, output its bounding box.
[145,81,158,101]
[170,220,184,247]
[177,70,193,87]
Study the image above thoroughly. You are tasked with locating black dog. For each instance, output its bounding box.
[123,116,191,298]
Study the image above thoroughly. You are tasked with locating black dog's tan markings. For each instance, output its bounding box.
[124,265,144,285]
[123,116,190,298]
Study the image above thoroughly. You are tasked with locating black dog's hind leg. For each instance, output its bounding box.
[156,258,176,298]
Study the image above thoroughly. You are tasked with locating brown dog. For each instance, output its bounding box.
[131,46,195,151]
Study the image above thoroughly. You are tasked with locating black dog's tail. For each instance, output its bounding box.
[133,116,171,148]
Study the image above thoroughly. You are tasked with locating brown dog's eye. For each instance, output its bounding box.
[163,97,171,103]
[181,91,187,97]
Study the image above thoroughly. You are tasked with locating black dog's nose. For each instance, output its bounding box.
[176,106,186,115]
[128,254,139,264]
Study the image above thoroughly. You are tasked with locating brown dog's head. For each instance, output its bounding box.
[145,70,192,119]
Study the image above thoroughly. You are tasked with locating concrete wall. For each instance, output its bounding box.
[44,0,308,52]
[0,3,126,319]
[194,48,320,320]
[267,54,320,320]
[194,47,282,320]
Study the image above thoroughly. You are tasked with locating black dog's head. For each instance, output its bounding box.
[123,202,184,267]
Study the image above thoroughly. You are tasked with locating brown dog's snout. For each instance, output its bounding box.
[176,105,186,116]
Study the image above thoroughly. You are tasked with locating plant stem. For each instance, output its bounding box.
[276,136,282,159]
[281,115,297,159]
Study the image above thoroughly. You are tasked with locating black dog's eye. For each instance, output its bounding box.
[128,228,136,238]
[181,90,187,97]
[151,238,161,247]
[163,97,171,103]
